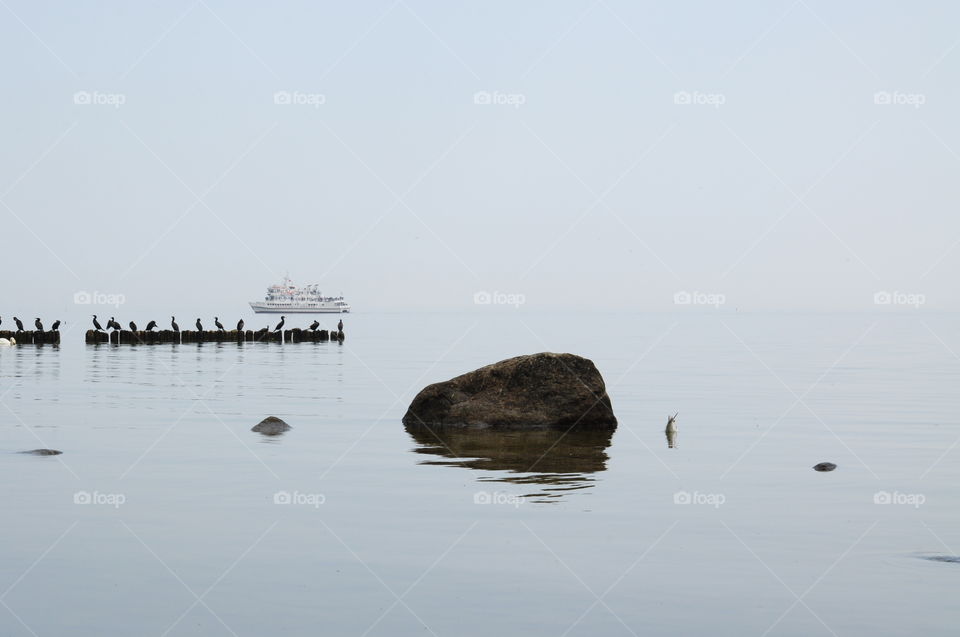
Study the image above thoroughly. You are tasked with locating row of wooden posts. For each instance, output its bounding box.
[84,329,345,344]
[0,330,60,344]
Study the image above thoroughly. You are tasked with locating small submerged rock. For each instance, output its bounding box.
[251,416,291,435]
[813,462,837,472]
[19,449,62,456]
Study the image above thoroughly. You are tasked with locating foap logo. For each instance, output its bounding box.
[873,290,925,308]
[73,90,126,108]
[473,490,523,508]
[873,91,925,109]
[74,290,126,308]
[273,90,326,108]
[874,490,925,508]
[673,290,725,308]
[673,490,725,508]
[473,90,526,108]
[273,490,325,508]
[74,490,126,508]
[473,290,526,308]
[673,90,725,108]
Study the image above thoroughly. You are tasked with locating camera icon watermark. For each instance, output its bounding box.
[473,90,526,108]
[673,90,725,108]
[273,90,326,108]
[873,290,925,308]
[73,490,126,508]
[273,490,325,508]
[473,290,526,308]
[673,290,725,308]
[73,90,126,109]
[673,490,725,508]
[473,490,523,508]
[873,490,925,508]
[74,290,126,308]
[873,91,925,109]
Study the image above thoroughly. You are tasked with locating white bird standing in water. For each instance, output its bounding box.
[665,412,678,433]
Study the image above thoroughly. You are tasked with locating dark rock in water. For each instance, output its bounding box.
[403,352,617,430]
[922,554,960,563]
[813,462,837,472]
[251,416,291,435]
[19,449,62,456]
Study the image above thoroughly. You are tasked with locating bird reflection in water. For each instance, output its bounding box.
[404,424,614,503]
[666,429,678,449]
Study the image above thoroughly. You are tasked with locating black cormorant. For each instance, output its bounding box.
[13,317,24,331]
[196,318,203,331]
[34,318,43,331]
[129,321,137,332]
[309,320,319,331]
[337,319,343,332]
[108,317,120,331]
[237,319,244,332]
[145,320,157,331]
[171,316,179,332]
[214,317,224,331]
[273,316,285,332]
[92,315,103,331]
[51,320,60,331]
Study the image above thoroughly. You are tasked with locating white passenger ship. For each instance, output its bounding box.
[249,277,351,314]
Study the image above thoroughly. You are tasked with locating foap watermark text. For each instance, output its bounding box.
[73,90,126,108]
[874,290,925,308]
[74,290,126,308]
[274,90,326,108]
[674,490,725,508]
[473,490,523,508]
[473,90,526,108]
[874,490,925,508]
[674,290,725,307]
[474,290,525,307]
[274,490,325,508]
[74,490,126,508]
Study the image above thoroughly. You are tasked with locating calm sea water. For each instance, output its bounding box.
[1,311,958,636]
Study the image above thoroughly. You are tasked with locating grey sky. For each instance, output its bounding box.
[1,1,958,321]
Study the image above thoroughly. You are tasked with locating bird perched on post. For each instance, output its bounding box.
[171,317,179,332]
[92,315,103,332]
[236,319,244,332]
[273,316,285,332]
[337,319,343,332]
[145,320,157,331]
[13,317,24,332]
[107,317,120,331]
[34,318,43,332]
[129,321,137,332]
[309,320,319,331]
[214,317,224,331]
[665,412,679,434]
[51,320,60,331]
[196,318,203,332]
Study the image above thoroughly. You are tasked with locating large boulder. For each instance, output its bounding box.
[402,353,617,430]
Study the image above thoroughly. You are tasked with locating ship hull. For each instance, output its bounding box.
[249,303,350,314]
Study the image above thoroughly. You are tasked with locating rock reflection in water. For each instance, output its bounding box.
[404,424,613,503]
